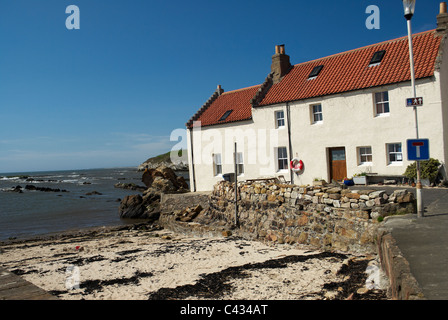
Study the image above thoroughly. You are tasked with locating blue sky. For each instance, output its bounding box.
[0,0,441,173]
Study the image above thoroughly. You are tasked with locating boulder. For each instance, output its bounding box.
[141,165,188,192]
[119,193,161,220]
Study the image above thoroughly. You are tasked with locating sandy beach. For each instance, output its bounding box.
[0,224,388,300]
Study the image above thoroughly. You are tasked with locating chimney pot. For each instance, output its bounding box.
[441,2,447,14]
[279,45,285,55]
[437,2,448,32]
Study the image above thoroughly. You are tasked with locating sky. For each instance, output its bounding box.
[0,0,442,173]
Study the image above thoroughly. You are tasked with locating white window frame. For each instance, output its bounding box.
[235,152,244,176]
[213,153,222,176]
[374,91,390,116]
[387,143,403,165]
[275,110,285,128]
[276,147,288,172]
[358,146,373,165]
[311,104,323,124]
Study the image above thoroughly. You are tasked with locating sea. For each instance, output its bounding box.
[0,167,189,241]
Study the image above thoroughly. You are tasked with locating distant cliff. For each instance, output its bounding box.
[138,150,188,171]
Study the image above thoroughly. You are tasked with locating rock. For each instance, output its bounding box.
[222,230,232,237]
[114,183,147,192]
[357,287,369,295]
[119,194,161,220]
[177,204,203,222]
[86,191,102,196]
[119,195,145,219]
[141,165,188,192]
[369,190,386,199]
[327,187,342,194]
[345,193,360,200]
[24,185,68,193]
[328,193,341,200]
[332,200,341,208]
[397,192,414,203]
[365,200,375,207]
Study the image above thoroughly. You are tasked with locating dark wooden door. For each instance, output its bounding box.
[329,147,347,181]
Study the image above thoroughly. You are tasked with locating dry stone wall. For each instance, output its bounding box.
[209,181,416,254]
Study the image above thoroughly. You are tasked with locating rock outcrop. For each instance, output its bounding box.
[118,166,188,219]
[119,191,161,220]
[141,165,188,192]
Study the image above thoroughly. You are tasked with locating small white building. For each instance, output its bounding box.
[186,4,448,192]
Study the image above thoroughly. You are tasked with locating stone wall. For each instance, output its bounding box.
[376,229,424,299]
[209,181,416,254]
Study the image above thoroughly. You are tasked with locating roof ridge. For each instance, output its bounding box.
[293,29,438,67]
[221,84,261,95]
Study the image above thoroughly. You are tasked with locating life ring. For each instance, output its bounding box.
[290,158,304,173]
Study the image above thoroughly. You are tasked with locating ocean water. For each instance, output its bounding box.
[0,167,188,241]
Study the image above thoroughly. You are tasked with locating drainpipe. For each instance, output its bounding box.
[286,102,294,184]
[189,127,197,192]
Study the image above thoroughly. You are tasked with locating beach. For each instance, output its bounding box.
[0,223,388,300]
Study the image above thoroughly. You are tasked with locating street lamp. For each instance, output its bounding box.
[403,0,416,20]
[402,0,423,218]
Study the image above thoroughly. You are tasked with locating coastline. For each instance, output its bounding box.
[0,222,388,300]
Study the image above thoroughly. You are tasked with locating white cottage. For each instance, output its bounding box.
[186,3,448,192]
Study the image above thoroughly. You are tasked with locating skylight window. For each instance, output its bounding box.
[308,65,324,79]
[369,50,386,66]
[219,110,233,121]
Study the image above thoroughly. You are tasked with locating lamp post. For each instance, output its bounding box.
[402,0,423,218]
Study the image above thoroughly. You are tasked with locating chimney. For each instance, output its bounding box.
[216,84,224,95]
[437,2,448,32]
[271,44,291,84]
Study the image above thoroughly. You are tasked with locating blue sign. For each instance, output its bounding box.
[406,97,423,107]
[407,139,430,161]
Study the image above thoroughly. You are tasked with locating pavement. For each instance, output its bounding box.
[354,185,448,300]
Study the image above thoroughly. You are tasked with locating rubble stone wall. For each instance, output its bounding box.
[209,181,416,254]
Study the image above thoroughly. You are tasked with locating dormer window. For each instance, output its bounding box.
[369,50,386,66]
[308,65,324,79]
[219,110,233,121]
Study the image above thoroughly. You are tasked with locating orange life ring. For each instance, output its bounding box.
[290,158,304,172]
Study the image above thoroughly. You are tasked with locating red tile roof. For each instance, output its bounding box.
[188,30,443,128]
[259,30,443,106]
[191,85,261,128]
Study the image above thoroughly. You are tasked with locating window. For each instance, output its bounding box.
[312,104,323,123]
[235,152,244,175]
[387,143,403,164]
[308,65,324,79]
[275,110,285,128]
[369,50,386,66]
[219,110,233,121]
[374,91,390,116]
[358,146,373,165]
[213,153,222,175]
[277,147,288,171]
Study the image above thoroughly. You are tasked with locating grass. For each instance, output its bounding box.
[144,149,185,164]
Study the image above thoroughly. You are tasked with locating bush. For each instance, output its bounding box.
[403,158,441,183]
